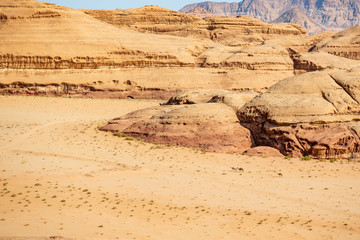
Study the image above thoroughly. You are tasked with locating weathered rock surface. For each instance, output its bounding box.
[265,31,336,53]
[238,69,360,159]
[102,103,254,153]
[271,8,325,34]
[0,0,306,99]
[85,6,306,46]
[311,27,360,60]
[289,51,360,73]
[200,43,294,70]
[186,7,213,18]
[243,146,284,158]
[181,0,360,32]
[180,2,240,16]
[164,89,258,111]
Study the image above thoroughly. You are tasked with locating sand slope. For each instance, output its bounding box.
[0,96,359,239]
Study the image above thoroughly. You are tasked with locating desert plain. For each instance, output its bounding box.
[1,0,360,239]
[0,95,359,240]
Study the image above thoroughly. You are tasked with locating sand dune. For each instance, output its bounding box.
[0,95,359,239]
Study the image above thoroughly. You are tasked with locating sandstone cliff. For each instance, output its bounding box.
[0,0,311,99]
[238,69,360,159]
[311,27,360,60]
[84,6,306,46]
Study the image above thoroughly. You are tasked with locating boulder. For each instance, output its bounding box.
[102,103,253,153]
[242,146,284,158]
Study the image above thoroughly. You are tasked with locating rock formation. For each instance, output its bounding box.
[200,43,294,71]
[271,8,325,34]
[101,103,254,153]
[289,51,360,73]
[311,27,360,60]
[164,89,258,111]
[185,7,213,18]
[180,2,240,16]
[238,69,360,159]
[85,6,306,46]
[180,0,360,33]
[0,0,310,99]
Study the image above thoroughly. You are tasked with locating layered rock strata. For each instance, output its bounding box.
[101,103,254,153]
[85,6,306,46]
[238,69,360,159]
[180,0,360,32]
[311,27,360,60]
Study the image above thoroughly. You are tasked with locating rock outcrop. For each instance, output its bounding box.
[164,89,258,111]
[311,27,360,60]
[101,103,254,153]
[180,2,240,16]
[180,0,360,33]
[238,69,360,159]
[200,43,294,71]
[271,8,325,34]
[186,7,213,18]
[0,0,308,99]
[289,51,360,73]
[85,6,306,46]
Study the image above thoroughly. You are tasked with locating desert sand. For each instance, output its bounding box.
[0,95,359,240]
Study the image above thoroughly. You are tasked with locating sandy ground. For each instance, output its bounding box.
[0,95,359,240]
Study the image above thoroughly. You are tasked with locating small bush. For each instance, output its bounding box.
[301,156,311,161]
[284,155,292,159]
[113,132,127,138]
[125,137,134,141]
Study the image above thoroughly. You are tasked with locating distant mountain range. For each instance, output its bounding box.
[180,0,360,34]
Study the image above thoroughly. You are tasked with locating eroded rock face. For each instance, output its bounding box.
[85,6,306,46]
[238,69,360,159]
[181,0,360,32]
[200,43,294,70]
[102,103,253,153]
[186,7,213,18]
[271,8,325,34]
[164,89,258,111]
[312,27,360,60]
[290,51,360,72]
[165,89,232,105]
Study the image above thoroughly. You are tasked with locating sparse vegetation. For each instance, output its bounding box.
[301,156,311,161]
[113,132,127,138]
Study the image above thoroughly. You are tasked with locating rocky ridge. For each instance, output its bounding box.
[271,8,325,34]
[180,0,360,33]
[238,69,360,159]
[101,90,254,153]
[185,7,213,18]
[0,0,313,99]
[102,68,360,159]
[311,27,360,60]
[84,6,306,46]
